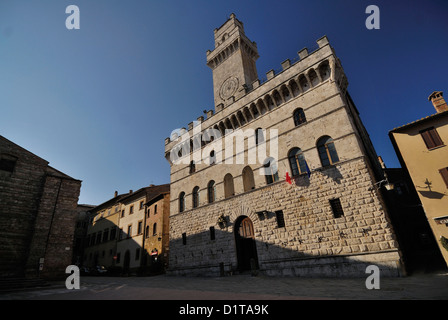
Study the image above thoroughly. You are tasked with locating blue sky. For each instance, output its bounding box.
[1,0,447,205]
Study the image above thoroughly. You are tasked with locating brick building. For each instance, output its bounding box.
[0,135,81,279]
[164,14,403,277]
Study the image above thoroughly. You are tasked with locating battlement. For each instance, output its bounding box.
[164,35,348,156]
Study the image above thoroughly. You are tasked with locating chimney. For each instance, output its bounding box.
[428,91,448,113]
[114,191,118,197]
[129,190,133,194]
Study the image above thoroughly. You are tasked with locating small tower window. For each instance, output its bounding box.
[293,108,306,126]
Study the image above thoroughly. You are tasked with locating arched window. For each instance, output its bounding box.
[308,69,320,87]
[263,157,279,185]
[192,186,200,208]
[224,173,234,198]
[298,74,309,92]
[153,223,157,236]
[293,108,306,126]
[288,148,307,176]
[317,136,339,167]
[207,180,216,203]
[179,192,185,213]
[319,61,331,81]
[242,166,255,192]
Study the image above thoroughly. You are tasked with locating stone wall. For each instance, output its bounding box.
[0,137,48,277]
[25,174,81,279]
[0,135,81,279]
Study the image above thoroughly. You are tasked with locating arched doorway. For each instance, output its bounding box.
[234,216,259,272]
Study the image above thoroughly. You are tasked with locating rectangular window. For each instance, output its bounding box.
[127,225,132,238]
[102,229,109,242]
[275,210,285,228]
[90,233,96,246]
[0,155,17,173]
[129,205,134,214]
[137,221,143,235]
[330,198,344,218]
[440,167,448,189]
[96,232,102,244]
[135,248,140,260]
[420,127,444,149]
[110,227,116,240]
[182,232,187,245]
[210,227,215,240]
[121,210,125,218]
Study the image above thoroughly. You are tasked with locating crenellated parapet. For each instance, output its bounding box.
[164,34,348,157]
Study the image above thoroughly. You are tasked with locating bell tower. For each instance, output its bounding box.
[206,14,259,109]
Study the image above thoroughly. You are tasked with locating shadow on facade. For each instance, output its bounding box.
[168,223,404,279]
[382,168,447,274]
[82,219,165,277]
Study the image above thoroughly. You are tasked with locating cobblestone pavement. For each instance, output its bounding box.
[1,270,448,301]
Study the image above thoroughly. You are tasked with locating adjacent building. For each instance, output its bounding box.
[84,184,170,274]
[0,135,81,279]
[164,14,403,277]
[72,204,95,266]
[83,191,126,270]
[389,91,448,268]
[144,187,170,272]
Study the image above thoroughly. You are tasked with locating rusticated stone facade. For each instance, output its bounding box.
[168,158,400,277]
[164,14,403,277]
[0,135,81,279]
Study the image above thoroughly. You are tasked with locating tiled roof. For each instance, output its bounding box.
[389,110,448,132]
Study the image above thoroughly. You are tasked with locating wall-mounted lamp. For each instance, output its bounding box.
[369,179,394,191]
[217,215,227,228]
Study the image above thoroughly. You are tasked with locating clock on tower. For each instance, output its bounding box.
[206,13,259,110]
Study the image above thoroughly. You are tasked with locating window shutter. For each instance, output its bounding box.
[429,129,443,147]
[421,128,443,149]
[421,130,436,149]
[439,168,448,188]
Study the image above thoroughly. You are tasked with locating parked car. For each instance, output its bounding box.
[94,265,108,275]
